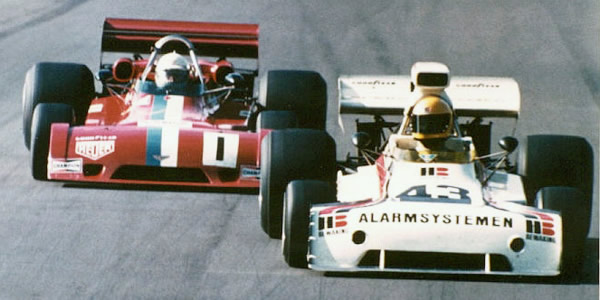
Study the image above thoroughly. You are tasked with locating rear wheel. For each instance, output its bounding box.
[259,70,327,130]
[259,129,336,238]
[518,134,593,235]
[22,62,95,149]
[534,187,588,281]
[30,103,74,180]
[282,180,336,268]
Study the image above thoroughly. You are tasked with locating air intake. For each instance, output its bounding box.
[111,165,209,183]
[358,250,512,272]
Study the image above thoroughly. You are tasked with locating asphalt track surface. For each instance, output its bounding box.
[0,1,598,299]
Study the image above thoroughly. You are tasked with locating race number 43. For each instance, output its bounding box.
[202,132,239,168]
[398,184,471,204]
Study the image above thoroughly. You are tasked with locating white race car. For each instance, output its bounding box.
[258,62,593,278]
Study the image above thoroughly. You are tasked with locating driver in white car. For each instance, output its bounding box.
[388,95,474,163]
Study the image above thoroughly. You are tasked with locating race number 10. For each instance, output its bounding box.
[202,132,239,168]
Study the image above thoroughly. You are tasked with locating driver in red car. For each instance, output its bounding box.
[153,52,229,115]
[154,52,193,95]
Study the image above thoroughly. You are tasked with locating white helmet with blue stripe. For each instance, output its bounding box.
[155,52,190,90]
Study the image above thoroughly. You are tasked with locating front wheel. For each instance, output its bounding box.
[535,186,588,281]
[282,180,336,268]
[22,62,94,149]
[518,134,593,235]
[30,103,73,180]
[259,129,336,239]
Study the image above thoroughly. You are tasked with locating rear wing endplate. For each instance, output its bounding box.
[339,76,520,118]
[101,18,259,59]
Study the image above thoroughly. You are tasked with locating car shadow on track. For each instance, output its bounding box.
[61,182,258,195]
[325,238,599,285]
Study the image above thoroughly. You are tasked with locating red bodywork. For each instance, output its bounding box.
[46,18,267,188]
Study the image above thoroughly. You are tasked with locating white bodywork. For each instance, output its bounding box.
[307,72,561,275]
[309,146,562,275]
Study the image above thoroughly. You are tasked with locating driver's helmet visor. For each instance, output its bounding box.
[411,114,451,134]
[162,68,189,83]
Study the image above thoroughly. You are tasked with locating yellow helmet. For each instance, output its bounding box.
[409,95,454,140]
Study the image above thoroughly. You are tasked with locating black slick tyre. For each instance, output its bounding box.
[259,129,336,238]
[30,103,73,180]
[23,62,94,149]
[282,180,336,268]
[518,134,593,235]
[259,70,327,130]
[535,187,588,281]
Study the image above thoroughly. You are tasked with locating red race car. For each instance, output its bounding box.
[22,18,327,188]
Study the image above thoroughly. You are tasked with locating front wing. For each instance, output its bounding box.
[308,199,562,276]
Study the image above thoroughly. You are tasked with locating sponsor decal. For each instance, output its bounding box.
[455,83,500,88]
[49,158,83,173]
[75,136,116,160]
[525,212,556,243]
[241,167,260,179]
[88,104,103,114]
[420,167,448,177]
[350,80,397,86]
[358,212,513,228]
[318,213,347,236]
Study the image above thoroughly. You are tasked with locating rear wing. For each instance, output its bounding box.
[101,18,259,59]
[338,76,520,118]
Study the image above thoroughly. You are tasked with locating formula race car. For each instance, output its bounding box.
[23,18,327,188]
[258,62,593,278]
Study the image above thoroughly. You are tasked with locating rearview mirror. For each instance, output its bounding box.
[224,72,244,87]
[352,132,371,149]
[96,69,112,82]
[498,136,518,153]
